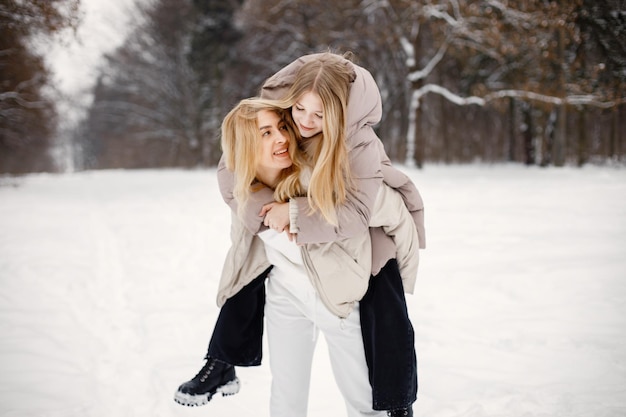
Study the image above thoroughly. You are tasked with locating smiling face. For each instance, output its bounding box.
[291,91,324,138]
[255,109,293,187]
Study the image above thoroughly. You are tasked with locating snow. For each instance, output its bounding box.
[1,164,625,417]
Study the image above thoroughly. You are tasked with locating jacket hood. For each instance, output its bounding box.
[345,63,382,144]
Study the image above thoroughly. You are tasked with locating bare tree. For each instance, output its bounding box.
[72,0,625,169]
[77,0,247,169]
[80,0,211,168]
[361,0,624,166]
[0,0,80,173]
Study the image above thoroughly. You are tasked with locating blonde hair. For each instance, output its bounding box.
[221,98,304,217]
[277,52,356,225]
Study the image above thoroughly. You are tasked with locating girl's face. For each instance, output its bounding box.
[255,109,293,182]
[291,91,323,138]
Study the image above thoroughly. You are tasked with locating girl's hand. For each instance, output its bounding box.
[261,202,290,232]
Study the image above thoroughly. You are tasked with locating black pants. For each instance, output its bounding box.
[360,259,417,410]
[206,259,417,410]
[206,266,271,366]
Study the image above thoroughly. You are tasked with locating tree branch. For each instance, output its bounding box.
[414,83,623,109]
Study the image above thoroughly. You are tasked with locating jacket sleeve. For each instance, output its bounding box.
[377,141,426,249]
[216,213,271,306]
[369,185,420,294]
[289,127,383,244]
[217,154,275,235]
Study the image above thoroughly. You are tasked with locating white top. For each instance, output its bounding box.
[258,229,314,302]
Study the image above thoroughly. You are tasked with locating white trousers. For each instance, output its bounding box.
[265,275,385,417]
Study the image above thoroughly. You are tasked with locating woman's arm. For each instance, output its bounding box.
[217,155,275,235]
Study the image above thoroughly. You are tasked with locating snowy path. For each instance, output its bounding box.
[1,165,625,417]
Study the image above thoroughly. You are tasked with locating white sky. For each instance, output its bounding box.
[46,0,143,100]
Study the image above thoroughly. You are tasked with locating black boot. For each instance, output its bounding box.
[387,408,413,417]
[174,357,240,406]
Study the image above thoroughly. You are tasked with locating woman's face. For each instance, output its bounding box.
[291,91,323,138]
[256,109,293,179]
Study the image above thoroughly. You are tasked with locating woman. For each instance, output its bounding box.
[218,97,415,416]
[176,52,424,417]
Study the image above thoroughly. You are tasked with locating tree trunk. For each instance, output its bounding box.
[609,105,617,159]
[609,81,621,161]
[437,71,451,163]
[508,97,516,162]
[553,24,567,166]
[405,86,423,168]
[577,107,587,167]
[522,103,534,165]
[553,104,567,166]
[542,108,557,167]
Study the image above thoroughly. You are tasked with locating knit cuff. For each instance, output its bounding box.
[289,199,299,234]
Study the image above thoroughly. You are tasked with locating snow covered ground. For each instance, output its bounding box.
[1,164,625,417]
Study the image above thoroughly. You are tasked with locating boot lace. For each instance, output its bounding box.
[193,358,217,383]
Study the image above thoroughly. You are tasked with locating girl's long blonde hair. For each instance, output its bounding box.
[221,98,304,218]
[275,52,355,226]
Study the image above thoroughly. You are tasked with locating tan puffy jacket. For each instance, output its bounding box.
[216,183,418,318]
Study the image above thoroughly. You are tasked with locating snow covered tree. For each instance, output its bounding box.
[361,0,624,166]
[74,0,624,169]
[186,0,244,162]
[78,0,244,169]
[0,0,80,173]
[232,0,414,158]
[575,0,626,164]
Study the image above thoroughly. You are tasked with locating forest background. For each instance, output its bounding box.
[1,0,625,174]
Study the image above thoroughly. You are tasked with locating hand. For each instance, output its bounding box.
[261,202,290,232]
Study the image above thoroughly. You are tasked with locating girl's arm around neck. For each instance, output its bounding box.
[291,129,384,244]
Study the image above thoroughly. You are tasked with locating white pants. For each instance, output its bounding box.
[265,275,385,417]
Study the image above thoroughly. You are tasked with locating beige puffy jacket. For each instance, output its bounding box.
[216,183,418,318]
